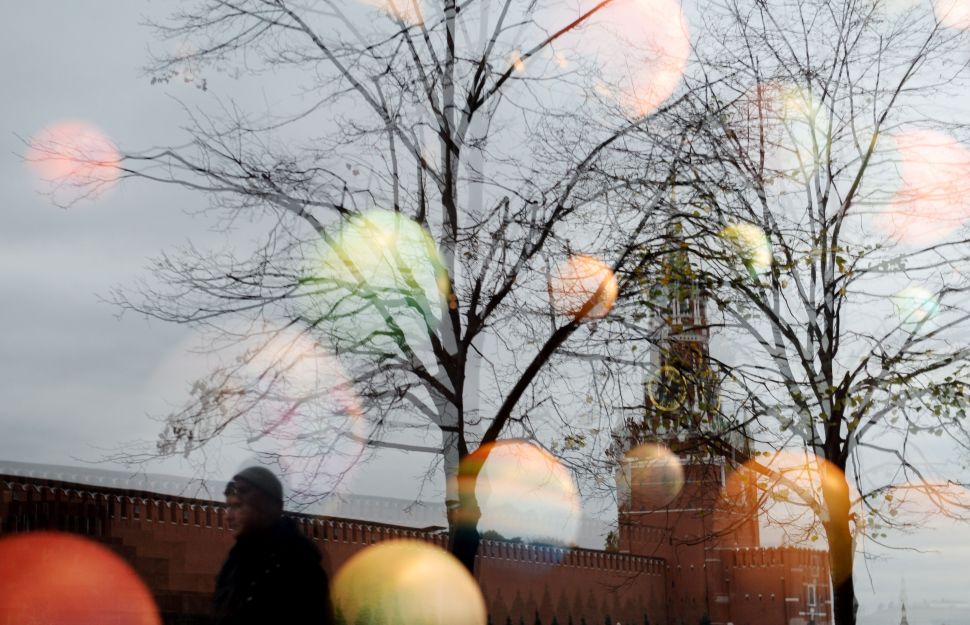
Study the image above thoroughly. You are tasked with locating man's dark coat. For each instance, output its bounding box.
[213,517,333,625]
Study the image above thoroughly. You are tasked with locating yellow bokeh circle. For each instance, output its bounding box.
[331,540,486,625]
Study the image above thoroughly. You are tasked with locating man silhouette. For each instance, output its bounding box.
[213,466,333,625]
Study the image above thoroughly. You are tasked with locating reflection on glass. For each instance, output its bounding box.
[331,539,486,625]
[304,209,448,352]
[720,222,772,275]
[458,440,581,548]
[0,532,160,625]
[875,130,970,245]
[616,442,685,510]
[26,120,120,200]
[548,254,619,320]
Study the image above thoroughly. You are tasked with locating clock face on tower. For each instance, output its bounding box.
[647,365,688,413]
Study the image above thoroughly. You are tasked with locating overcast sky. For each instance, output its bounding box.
[2,1,970,619]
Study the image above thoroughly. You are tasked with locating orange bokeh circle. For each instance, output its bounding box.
[548,254,619,320]
[0,531,160,625]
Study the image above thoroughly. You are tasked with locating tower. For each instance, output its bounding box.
[612,229,760,624]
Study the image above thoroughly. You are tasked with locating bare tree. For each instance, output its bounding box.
[613,1,970,623]
[53,0,704,574]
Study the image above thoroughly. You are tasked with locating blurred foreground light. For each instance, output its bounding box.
[457,440,581,549]
[331,540,486,625]
[26,120,120,201]
[935,0,970,29]
[891,286,940,334]
[548,254,619,320]
[360,0,424,25]
[723,449,857,581]
[0,531,160,625]
[875,130,970,245]
[234,323,368,502]
[728,450,851,510]
[616,443,685,510]
[731,82,830,180]
[720,222,772,274]
[305,209,448,350]
[595,0,691,117]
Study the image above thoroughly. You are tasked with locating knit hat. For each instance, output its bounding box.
[231,466,284,506]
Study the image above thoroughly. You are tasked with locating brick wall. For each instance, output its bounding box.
[0,475,668,625]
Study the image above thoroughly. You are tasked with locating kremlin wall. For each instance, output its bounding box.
[0,460,829,625]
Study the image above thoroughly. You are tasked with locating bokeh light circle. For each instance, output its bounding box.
[548,254,619,320]
[593,0,691,117]
[891,286,940,334]
[935,0,970,29]
[235,323,368,503]
[461,440,581,548]
[0,532,160,625]
[720,222,772,274]
[874,130,970,245]
[305,209,448,352]
[722,449,859,581]
[724,450,853,514]
[731,82,830,180]
[616,443,685,510]
[331,540,486,625]
[26,120,120,199]
[360,0,425,25]
[776,85,829,178]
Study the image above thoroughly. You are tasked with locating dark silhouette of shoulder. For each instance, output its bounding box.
[214,517,333,625]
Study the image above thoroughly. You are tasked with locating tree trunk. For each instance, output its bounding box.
[822,466,856,625]
[448,492,482,574]
[447,449,486,574]
[831,569,857,625]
